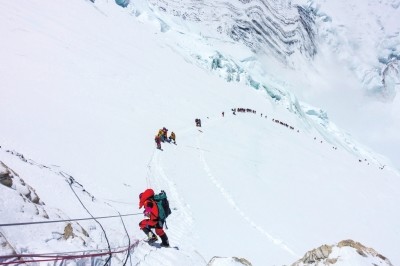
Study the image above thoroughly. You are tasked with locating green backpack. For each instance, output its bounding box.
[153,190,172,222]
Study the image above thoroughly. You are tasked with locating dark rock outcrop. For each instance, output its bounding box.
[0,161,47,219]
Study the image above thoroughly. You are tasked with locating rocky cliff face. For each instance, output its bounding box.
[147,0,317,61]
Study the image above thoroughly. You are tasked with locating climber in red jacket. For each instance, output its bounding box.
[139,188,169,247]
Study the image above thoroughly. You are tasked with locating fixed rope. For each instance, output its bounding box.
[0,240,140,265]
[0,212,142,227]
[0,146,149,266]
[67,177,113,266]
[117,210,132,266]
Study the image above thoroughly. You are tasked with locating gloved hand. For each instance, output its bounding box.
[144,207,152,217]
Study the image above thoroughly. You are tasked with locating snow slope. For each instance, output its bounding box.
[0,0,399,265]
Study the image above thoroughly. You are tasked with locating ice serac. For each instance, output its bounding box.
[379,58,399,101]
[147,0,317,61]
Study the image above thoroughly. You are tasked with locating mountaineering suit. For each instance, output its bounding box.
[169,132,176,144]
[155,135,161,149]
[162,128,169,142]
[139,189,169,246]
[158,129,164,142]
[195,119,201,127]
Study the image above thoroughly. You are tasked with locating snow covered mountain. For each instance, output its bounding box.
[0,0,399,265]
[133,0,400,167]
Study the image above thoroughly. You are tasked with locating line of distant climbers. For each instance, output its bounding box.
[233,108,257,114]
[229,107,298,132]
[272,119,295,131]
[148,107,387,170]
[223,108,382,169]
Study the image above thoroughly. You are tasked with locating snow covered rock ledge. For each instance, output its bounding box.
[208,256,252,266]
[292,239,393,266]
[0,161,46,208]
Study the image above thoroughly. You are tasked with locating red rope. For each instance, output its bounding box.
[0,240,140,265]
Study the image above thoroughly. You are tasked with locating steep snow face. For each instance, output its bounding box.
[145,0,317,61]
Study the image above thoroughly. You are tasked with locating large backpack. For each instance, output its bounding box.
[153,190,172,222]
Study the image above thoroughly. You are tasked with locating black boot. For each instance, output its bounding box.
[142,228,158,243]
[160,234,169,247]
